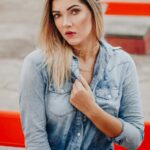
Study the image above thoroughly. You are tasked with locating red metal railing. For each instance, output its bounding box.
[0,110,150,149]
[101,0,150,16]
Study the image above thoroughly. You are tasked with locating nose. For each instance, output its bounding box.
[63,16,72,27]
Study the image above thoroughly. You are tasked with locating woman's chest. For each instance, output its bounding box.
[45,76,122,123]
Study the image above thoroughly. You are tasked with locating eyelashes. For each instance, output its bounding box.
[71,9,81,15]
[53,14,61,19]
[52,9,81,19]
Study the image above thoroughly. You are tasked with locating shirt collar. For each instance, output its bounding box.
[71,40,102,83]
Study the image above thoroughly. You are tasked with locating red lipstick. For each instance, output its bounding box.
[65,31,76,37]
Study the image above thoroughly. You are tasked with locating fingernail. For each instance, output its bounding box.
[78,75,82,80]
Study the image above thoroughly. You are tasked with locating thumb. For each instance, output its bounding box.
[78,74,91,91]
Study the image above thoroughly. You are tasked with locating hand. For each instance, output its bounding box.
[70,74,95,115]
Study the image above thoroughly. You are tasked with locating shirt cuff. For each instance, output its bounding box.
[109,118,126,144]
[110,118,143,148]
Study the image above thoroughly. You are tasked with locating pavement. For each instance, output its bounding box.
[0,0,150,150]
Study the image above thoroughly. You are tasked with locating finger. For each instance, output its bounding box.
[74,79,84,91]
[72,82,77,92]
[71,81,82,99]
[71,84,76,98]
[78,74,91,91]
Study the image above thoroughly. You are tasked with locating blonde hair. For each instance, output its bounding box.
[39,0,104,90]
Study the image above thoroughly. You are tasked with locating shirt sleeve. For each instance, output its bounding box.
[112,56,144,150]
[19,54,51,150]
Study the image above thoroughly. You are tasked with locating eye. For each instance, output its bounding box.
[71,9,80,15]
[53,14,61,19]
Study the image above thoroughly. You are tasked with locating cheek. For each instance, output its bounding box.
[54,20,63,34]
[75,12,92,31]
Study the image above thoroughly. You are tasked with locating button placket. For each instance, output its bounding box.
[71,111,83,149]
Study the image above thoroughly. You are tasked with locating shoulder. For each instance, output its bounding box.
[24,48,44,65]
[23,48,45,71]
[102,40,135,66]
[113,48,135,67]
[21,49,48,84]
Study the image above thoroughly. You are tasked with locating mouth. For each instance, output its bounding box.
[65,31,76,37]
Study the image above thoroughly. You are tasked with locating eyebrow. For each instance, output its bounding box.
[52,5,80,13]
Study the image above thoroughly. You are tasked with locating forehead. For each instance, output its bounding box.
[52,0,83,10]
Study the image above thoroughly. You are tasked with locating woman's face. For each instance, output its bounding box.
[52,0,94,46]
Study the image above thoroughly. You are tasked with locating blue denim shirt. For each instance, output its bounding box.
[19,40,144,150]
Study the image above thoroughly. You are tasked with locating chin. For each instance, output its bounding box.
[65,39,82,46]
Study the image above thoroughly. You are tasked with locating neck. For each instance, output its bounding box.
[72,40,100,62]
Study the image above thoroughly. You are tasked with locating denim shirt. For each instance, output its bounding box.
[19,40,144,150]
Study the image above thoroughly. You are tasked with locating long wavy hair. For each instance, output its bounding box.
[39,0,104,90]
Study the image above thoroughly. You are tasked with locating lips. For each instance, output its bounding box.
[65,31,76,35]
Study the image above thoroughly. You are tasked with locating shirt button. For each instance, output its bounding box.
[107,95,112,99]
[77,132,81,137]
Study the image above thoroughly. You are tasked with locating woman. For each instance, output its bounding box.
[19,0,144,149]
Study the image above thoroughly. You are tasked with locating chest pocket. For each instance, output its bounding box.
[47,82,75,117]
[95,87,120,116]
[95,87,119,100]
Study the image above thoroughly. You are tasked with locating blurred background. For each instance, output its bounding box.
[0,0,150,149]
